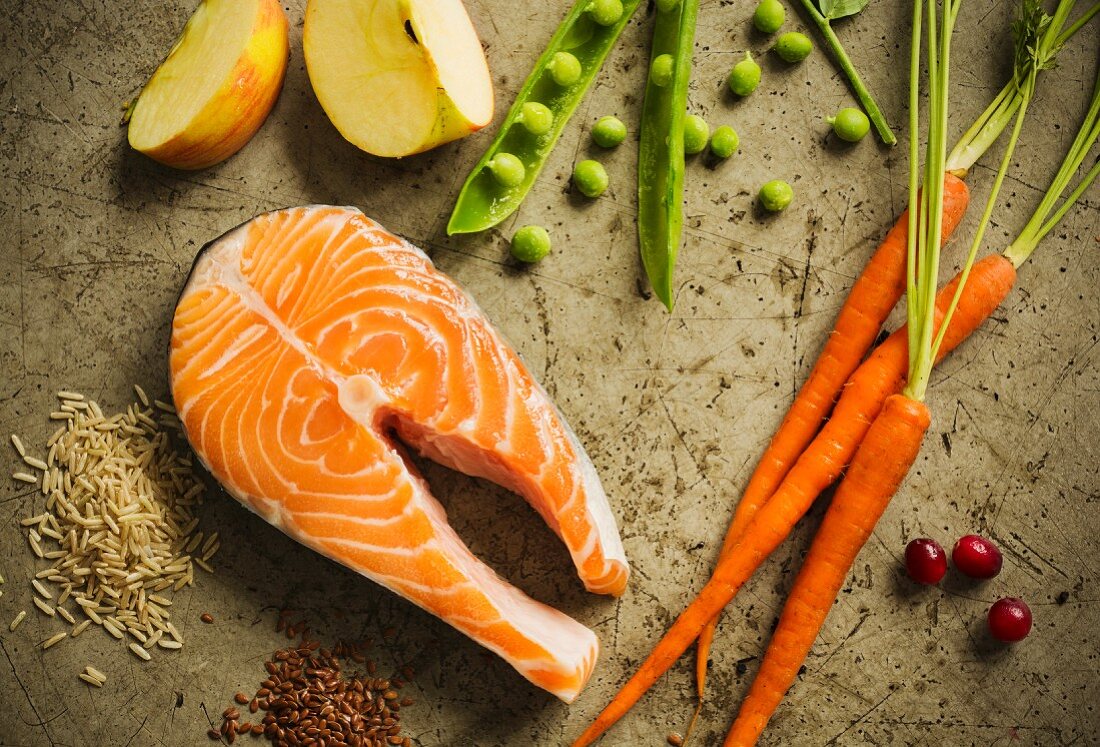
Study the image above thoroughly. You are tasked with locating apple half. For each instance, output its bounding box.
[127,0,289,170]
[304,0,494,158]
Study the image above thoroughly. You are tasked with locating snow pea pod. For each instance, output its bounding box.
[637,0,698,310]
[447,0,642,235]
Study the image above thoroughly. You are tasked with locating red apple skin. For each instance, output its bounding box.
[136,0,289,170]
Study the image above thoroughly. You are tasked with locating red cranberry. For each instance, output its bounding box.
[952,534,1003,579]
[988,597,1032,642]
[904,538,947,584]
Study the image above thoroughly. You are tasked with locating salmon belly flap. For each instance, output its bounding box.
[168,206,629,701]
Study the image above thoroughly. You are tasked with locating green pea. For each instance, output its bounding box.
[683,115,710,155]
[759,179,794,212]
[548,51,582,86]
[591,115,627,148]
[827,107,870,142]
[573,159,609,197]
[517,102,554,136]
[753,0,785,33]
[774,31,812,63]
[588,0,624,26]
[487,153,526,188]
[650,53,675,87]
[511,225,552,263]
[655,0,680,10]
[727,52,761,96]
[709,125,739,159]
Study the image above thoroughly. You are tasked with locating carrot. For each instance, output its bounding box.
[695,0,1096,702]
[693,175,969,698]
[723,33,1100,743]
[570,254,1018,747]
[723,394,931,746]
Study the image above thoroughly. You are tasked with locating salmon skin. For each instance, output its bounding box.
[169,206,629,701]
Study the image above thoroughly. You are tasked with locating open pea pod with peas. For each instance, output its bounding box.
[447,0,643,235]
[638,0,699,310]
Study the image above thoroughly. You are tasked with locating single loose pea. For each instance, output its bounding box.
[655,0,680,10]
[511,225,551,263]
[727,52,761,96]
[518,102,554,136]
[548,52,582,86]
[759,179,794,211]
[588,0,624,26]
[683,115,710,155]
[827,107,870,142]
[709,125,739,159]
[486,153,525,188]
[774,31,812,63]
[650,53,675,87]
[753,0,785,33]
[591,116,627,148]
[573,159,609,197]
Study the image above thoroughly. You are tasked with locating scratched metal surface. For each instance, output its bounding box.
[1,0,1098,745]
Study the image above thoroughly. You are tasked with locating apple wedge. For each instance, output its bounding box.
[127,0,289,170]
[304,0,494,158]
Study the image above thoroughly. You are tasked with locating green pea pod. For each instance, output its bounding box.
[638,0,698,310]
[447,0,643,235]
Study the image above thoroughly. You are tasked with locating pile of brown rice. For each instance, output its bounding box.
[9,387,214,662]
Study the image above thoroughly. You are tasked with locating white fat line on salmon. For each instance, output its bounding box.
[291,506,417,527]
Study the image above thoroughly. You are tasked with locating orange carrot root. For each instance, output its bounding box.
[723,394,931,746]
[693,175,970,701]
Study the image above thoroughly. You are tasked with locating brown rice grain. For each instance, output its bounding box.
[71,620,92,637]
[128,642,151,661]
[24,455,48,471]
[9,611,27,631]
[79,673,104,687]
[13,471,37,484]
[57,606,76,625]
[133,385,150,407]
[32,597,55,616]
[31,579,53,599]
[41,632,67,649]
[102,619,124,639]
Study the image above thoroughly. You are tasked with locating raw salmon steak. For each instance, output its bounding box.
[169,206,629,701]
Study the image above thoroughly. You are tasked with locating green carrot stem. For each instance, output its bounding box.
[1006,65,1100,266]
[905,0,962,403]
[905,0,924,374]
[1057,0,1100,41]
[945,84,1020,176]
[794,0,897,145]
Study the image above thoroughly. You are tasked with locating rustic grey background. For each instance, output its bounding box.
[2,0,1098,745]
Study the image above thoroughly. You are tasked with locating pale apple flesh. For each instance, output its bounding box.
[303,0,494,158]
[127,0,289,170]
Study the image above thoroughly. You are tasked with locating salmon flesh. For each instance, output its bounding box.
[169,206,629,701]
